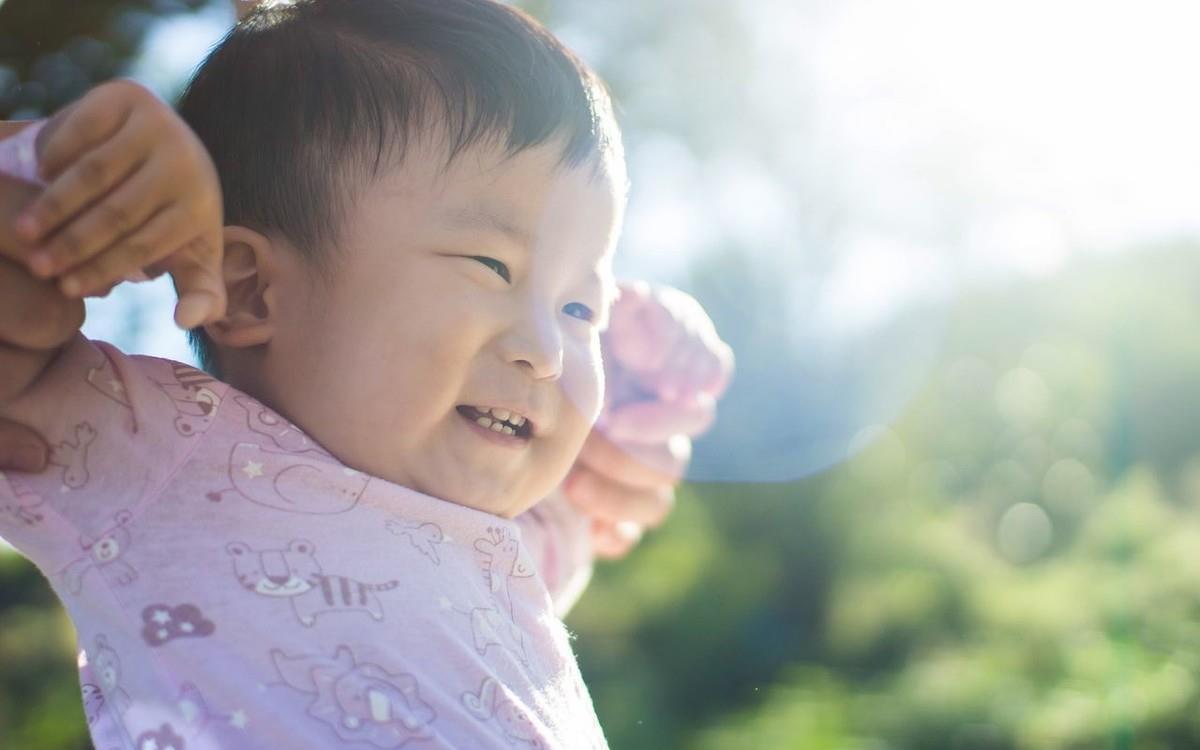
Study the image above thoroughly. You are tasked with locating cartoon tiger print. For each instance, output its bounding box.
[226,539,399,626]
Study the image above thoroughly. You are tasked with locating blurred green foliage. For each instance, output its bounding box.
[570,244,1200,749]
[5,1,1200,749]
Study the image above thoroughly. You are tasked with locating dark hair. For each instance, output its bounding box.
[179,0,625,372]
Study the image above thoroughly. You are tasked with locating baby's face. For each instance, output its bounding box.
[264,140,621,518]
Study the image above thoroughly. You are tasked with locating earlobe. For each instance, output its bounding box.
[203,226,277,349]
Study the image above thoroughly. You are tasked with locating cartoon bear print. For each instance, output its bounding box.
[0,470,44,527]
[61,510,137,595]
[82,633,139,750]
[48,421,97,490]
[226,539,400,626]
[462,677,545,748]
[385,520,445,565]
[206,442,369,514]
[91,634,133,719]
[271,644,436,748]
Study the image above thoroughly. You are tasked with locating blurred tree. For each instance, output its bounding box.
[0,0,211,119]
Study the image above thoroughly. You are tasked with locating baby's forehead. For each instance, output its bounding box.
[362,141,623,257]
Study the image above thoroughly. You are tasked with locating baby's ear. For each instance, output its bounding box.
[203,225,277,349]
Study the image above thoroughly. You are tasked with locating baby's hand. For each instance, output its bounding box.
[14,79,225,328]
[565,281,735,559]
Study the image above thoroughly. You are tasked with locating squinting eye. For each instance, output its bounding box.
[563,302,595,322]
[471,256,511,283]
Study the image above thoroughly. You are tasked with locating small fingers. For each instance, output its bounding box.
[602,393,716,444]
[590,519,643,560]
[29,157,164,279]
[575,429,691,494]
[18,119,148,247]
[567,463,676,528]
[57,205,188,297]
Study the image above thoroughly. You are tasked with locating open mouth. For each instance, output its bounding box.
[456,405,534,439]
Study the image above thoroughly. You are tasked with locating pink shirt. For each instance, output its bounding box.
[0,335,606,749]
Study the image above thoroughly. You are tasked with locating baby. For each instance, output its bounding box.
[0,1,732,748]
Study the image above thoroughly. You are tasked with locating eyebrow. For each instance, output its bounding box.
[439,202,533,248]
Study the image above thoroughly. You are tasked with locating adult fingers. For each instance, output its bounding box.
[565,463,676,528]
[601,392,716,444]
[0,256,84,350]
[0,414,49,472]
[164,233,227,329]
[36,80,139,181]
[57,204,192,297]
[32,156,166,280]
[575,428,691,490]
[0,175,41,264]
[19,119,149,253]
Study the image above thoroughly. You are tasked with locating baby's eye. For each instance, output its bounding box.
[563,302,595,323]
[471,256,510,283]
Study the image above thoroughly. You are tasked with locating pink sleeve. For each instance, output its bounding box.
[0,120,46,185]
[0,335,224,572]
[515,487,594,617]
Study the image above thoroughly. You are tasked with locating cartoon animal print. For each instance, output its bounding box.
[226,539,400,626]
[233,394,331,455]
[462,677,544,748]
[133,723,184,750]
[91,634,133,718]
[86,355,132,410]
[81,682,105,726]
[48,421,97,490]
[475,526,536,606]
[271,645,436,748]
[468,606,528,665]
[61,510,137,594]
[385,520,445,564]
[0,471,44,526]
[205,443,368,514]
[175,681,251,747]
[155,361,222,437]
[470,526,536,664]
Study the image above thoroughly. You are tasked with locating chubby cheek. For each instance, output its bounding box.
[558,339,605,445]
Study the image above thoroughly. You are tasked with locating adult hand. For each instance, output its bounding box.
[565,280,734,559]
[0,173,84,471]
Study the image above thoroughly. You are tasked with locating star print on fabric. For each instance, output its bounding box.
[241,460,264,479]
[229,709,249,729]
[438,595,453,611]
[151,609,172,625]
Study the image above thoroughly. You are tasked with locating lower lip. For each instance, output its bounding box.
[458,411,530,449]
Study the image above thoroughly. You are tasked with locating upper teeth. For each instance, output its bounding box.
[473,406,526,427]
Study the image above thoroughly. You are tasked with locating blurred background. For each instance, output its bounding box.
[4,0,1200,747]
